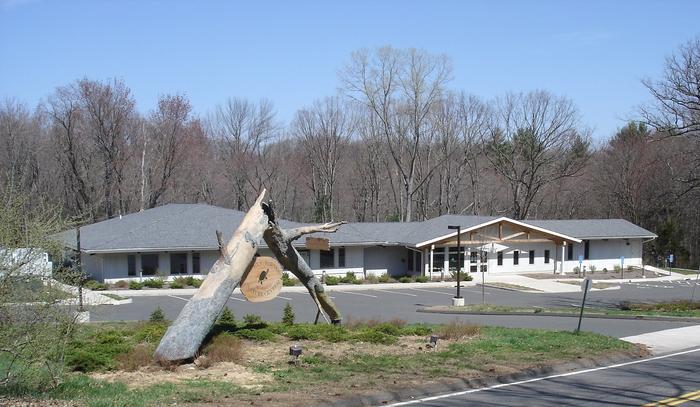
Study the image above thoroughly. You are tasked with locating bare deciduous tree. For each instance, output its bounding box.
[485,91,591,219]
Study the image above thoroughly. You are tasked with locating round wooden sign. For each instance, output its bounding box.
[240,256,283,303]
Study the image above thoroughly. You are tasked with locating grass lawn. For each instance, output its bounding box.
[0,316,641,406]
[671,267,700,276]
[437,301,700,318]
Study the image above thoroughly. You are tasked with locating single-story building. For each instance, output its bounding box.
[55,204,657,283]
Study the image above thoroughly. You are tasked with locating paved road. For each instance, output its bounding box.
[387,347,700,406]
[90,281,700,338]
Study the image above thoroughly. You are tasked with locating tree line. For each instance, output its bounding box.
[1,39,699,267]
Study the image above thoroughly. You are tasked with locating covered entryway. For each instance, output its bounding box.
[416,217,580,277]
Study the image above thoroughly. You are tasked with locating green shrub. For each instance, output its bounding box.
[234,328,277,342]
[402,324,432,336]
[398,276,413,283]
[414,276,429,283]
[189,277,203,288]
[143,278,164,289]
[324,276,340,285]
[128,280,143,290]
[589,265,597,273]
[169,280,184,289]
[149,306,166,323]
[353,330,397,345]
[218,307,236,326]
[243,314,263,326]
[340,272,357,284]
[282,272,298,286]
[84,279,107,290]
[285,324,320,340]
[282,302,295,325]
[373,323,402,336]
[613,265,622,273]
[132,322,168,343]
[378,273,391,283]
[65,330,132,372]
[573,266,580,274]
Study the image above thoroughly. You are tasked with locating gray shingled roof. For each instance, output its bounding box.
[54,204,656,252]
[525,219,657,239]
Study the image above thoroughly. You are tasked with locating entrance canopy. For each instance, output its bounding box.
[415,217,581,248]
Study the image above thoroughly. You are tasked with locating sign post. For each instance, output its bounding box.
[578,254,584,277]
[620,256,625,280]
[575,277,592,334]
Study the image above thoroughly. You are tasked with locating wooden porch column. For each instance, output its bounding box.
[443,246,449,276]
[560,243,566,274]
[429,245,434,279]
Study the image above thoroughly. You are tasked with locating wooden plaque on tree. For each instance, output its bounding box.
[240,256,283,303]
[306,237,330,251]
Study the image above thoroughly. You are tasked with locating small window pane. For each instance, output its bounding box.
[142,254,159,275]
[320,249,334,268]
[529,250,535,264]
[192,252,200,274]
[513,250,519,265]
[339,248,346,268]
[497,251,503,266]
[544,250,550,264]
[128,255,136,276]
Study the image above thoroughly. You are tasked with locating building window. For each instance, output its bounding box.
[567,244,573,261]
[407,249,414,272]
[127,255,136,276]
[544,250,550,264]
[298,250,310,266]
[584,240,590,260]
[433,251,445,273]
[513,250,519,265]
[449,246,465,272]
[469,251,477,264]
[170,253,187,274]
[339,248,346,268]
[192,252,200,274]
[320,249,334,268]
[497,251,503,266]
[141,254,159,275]
[529,250,535,264]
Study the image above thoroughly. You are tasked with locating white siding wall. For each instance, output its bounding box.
[562,238,643,273]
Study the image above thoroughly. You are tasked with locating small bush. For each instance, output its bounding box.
[143,278,164,289]
[613,265,622,273]
[116,343,153,371]
[325,276,340,285]
[353,330,397,345]
[129,280,143,290]
[243,313,263,326]
[414,276,429,283]
[619,301,632,311]
[450,270,473,281]
[189,278,203,288]
[203,333,244,363]
[84,279,107,290]
[398,276,413,283]
[115,280,129,289]
[282,272,298,286]
[169,280,184,289]
[573,266,580,274]
[402,324,432,336]
[373,322,402,336]
[340,272,357,284]
[218,307,236,326]
[437,320,481,340]
[364,274,378,284]
[149,306,166,323]
[377,273,391,283]
[282,302,295,325]
[234,328,277,341]
[589,265,597,273]
[133,322,168,343]
[285,324,320,340]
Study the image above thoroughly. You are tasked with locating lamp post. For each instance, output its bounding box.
[448,225,464,306]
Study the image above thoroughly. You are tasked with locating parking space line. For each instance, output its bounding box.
[277,295,293,300]
[167,295,189,302]
[409,288,454,296]
[337,291,378,298]
[373,289,417,297]
[228,296,247,302]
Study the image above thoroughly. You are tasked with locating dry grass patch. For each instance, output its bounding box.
[344,316,406,330]
[116,343,154,372]
[202,333,245,363]
[436,320,481,340]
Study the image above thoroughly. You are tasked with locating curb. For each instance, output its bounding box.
[416,307,700,322]
[317,351,643,406]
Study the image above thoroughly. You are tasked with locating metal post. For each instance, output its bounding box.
[76,226,84,312]
[456,227,461,299]
[691,266,700,303]
[575,278,590,334]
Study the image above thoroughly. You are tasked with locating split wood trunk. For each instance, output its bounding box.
[154,190,268,362]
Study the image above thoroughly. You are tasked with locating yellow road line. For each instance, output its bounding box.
[643,389,700,406]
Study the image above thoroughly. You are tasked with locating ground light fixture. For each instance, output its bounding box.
[447,225,464,306]
[429,334,439,350]
[289,344,302,365]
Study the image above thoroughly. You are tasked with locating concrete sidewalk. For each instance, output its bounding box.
[622,325,700,354]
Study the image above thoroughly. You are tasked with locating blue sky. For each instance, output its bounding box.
[1,0,699,140]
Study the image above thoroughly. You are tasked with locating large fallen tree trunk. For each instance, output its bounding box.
[154,190,268,362]
[262,201,343,323]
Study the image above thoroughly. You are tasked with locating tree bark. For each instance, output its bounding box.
[154,190,268,362]
[261,201,343,323]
